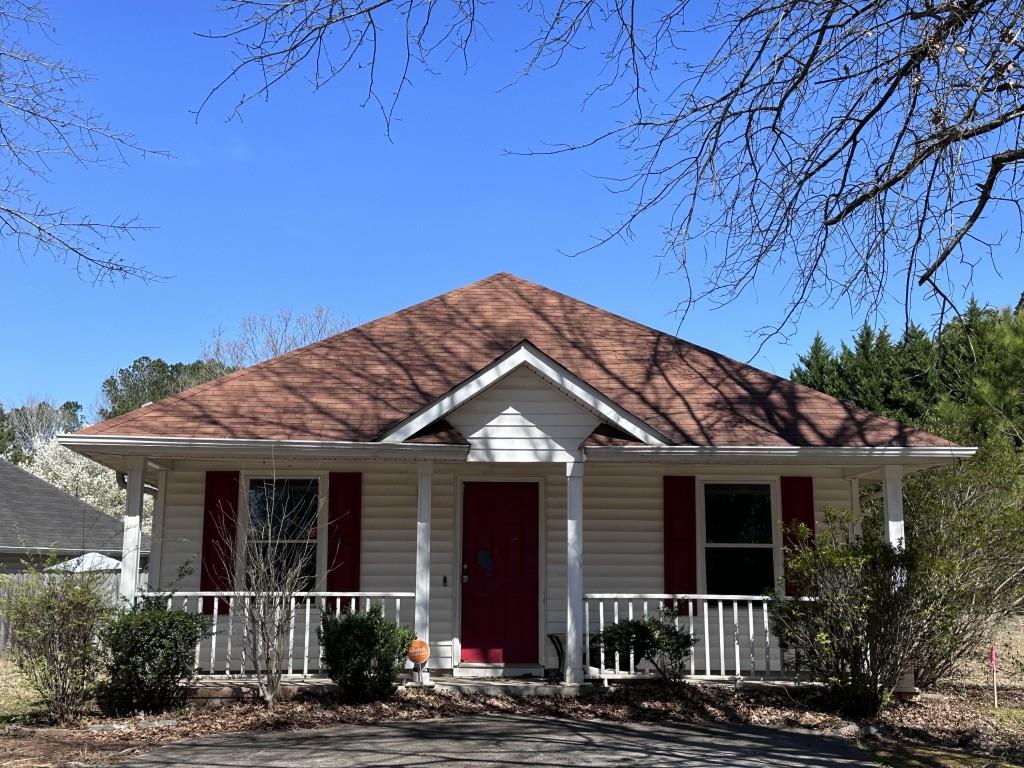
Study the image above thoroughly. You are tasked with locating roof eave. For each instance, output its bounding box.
[584,444,976,469]
[58,434,470,464]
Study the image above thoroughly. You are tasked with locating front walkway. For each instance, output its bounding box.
[123,714,872,767]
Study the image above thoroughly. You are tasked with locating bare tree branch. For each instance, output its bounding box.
[0,1,163,281]
[203,0,1024,338]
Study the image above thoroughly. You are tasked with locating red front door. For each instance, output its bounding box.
[460,482,539,664]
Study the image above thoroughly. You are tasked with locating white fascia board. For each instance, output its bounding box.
[583,444,977,467]
[58,434,469,461]
[379,342,669,446]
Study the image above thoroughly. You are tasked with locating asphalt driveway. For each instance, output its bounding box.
[123,715,874,767]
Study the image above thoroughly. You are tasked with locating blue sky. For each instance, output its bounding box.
[3,3,1023,418]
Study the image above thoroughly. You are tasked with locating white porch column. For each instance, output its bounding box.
[882,464,905,549]
[565,459,585,685]
[415,461,433,682]
[119,457,146,606]
[883,463,915,693]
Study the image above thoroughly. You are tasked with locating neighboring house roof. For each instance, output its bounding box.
[0,459,149,555]
[76,273,954,448]
[49,552,123,572]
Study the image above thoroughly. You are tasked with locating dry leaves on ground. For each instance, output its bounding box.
[0,680,1020,767]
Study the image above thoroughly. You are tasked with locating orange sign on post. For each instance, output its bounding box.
[408,639,430,666]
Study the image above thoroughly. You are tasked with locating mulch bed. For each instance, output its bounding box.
[0,681,1021,767]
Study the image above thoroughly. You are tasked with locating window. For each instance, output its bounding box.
[703,483,776,595]
[245,478,320,592]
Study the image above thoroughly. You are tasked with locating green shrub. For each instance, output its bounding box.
[6,571,113,724]
[100,601,208,715]
[319,604,414,702]
[770,510,939,717]
[595,609,695,681]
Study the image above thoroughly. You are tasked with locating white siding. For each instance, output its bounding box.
[156,470,205,592]
[448,366,600,462]
[154,460,856,672]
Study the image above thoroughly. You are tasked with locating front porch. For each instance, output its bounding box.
[96,451,940,687]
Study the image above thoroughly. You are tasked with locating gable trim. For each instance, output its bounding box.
[379,342,669,447]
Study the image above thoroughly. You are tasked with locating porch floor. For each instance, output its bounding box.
[432,676,589,698]
[187,674,590,703]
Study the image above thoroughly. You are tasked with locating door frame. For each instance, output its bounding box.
[452,473,547,671]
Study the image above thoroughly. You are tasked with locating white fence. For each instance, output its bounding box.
[584,593,790,680]
[142,590,415,676]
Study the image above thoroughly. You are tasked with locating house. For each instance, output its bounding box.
[0,458,149,574]
[59,273,974,684]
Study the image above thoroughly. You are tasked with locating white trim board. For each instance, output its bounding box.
[58,435,468,468]
[584,445,976,468]
[379,342,668,447]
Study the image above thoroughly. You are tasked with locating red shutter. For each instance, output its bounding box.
[780,476,815,595]
[200,471,239,614]
[664,476,698,601]
[327,473,361,606]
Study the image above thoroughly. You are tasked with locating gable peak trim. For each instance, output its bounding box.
[379,341,669,447]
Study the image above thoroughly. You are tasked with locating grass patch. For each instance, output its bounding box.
[994,706,1024,727]
[867,739,1023,768]
[0,658,43,721]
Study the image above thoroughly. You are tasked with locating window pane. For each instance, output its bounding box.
[704,483,772,544]
[248,479,319,541]
[705,548,775,595]
[246,542,317,592]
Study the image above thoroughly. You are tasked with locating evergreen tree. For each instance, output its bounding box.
[791,335,844,399]
[98,357,233,421]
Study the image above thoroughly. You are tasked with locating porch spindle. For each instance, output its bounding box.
[702,601,710,674]
[762,602,771,674]
[225,597,234,675]
[613,601,620,674]
[241,596,249,674]
[303,599,311,677]
[733,601,740,675]
[688,600,695,676]
[194,596,203,672]
[210,598,219,674]
[717,600,725,675]
[627,601,635,674]
[288,597,296,676]
[584,601,590,672]
[747,603,755,676]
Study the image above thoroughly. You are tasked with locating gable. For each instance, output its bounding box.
[447,366,600,462]
[380,341,667,448]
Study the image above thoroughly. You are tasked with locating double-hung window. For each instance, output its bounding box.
[245,478,320,592]
[702,482,777,595]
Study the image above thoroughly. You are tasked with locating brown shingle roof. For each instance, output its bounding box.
[78,273,953,448]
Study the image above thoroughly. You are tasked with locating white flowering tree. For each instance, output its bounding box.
[25,437,152,526]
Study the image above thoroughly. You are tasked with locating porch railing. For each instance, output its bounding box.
[583,593,788,681]
[141,590,415,676]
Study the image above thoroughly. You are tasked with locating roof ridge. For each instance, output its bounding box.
[80,272,512,435]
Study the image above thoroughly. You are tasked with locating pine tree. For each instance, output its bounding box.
[790,334,844,399]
